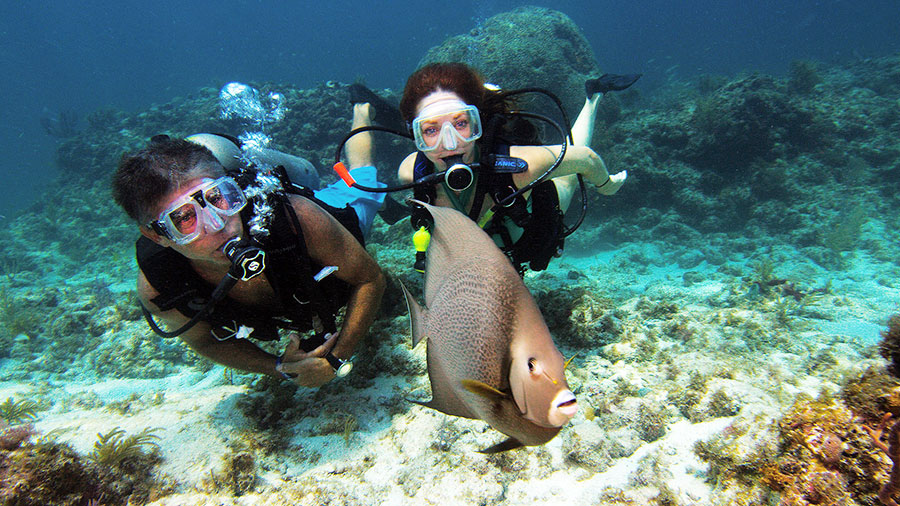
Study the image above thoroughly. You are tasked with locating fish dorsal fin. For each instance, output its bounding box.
[399,280,429,348]
[461,379,509,401]
[479,437,524,454]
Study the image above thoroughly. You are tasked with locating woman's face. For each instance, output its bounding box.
[414,90,478,169]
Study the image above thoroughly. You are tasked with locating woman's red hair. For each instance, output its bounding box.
[400,63,502,124]
[399,62,525,142]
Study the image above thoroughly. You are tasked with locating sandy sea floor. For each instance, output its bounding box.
[3,220,896,505]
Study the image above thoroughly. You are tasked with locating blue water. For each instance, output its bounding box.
[0,0,897,217]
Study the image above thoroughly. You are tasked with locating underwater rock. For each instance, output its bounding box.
[590,54,900,242]
[681,73,819,172]
[53,81,409,183]
[563,422,611,472]
[419,6,602,122]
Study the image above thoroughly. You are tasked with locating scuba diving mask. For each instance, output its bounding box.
[149,176,247,245]
[411,100,482,152]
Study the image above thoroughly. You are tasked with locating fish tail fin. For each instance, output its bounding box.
[399,280,428,347]
[479,437,524,454]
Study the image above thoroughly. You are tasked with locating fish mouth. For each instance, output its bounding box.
[549,390,578,426]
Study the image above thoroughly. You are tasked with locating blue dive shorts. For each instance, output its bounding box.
[313,165,386,235]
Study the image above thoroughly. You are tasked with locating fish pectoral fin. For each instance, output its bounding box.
[399,280,429,348]
[461,379,510,401]
[479,437,524,454]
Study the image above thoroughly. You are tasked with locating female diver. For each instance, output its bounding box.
[397,62,633,272]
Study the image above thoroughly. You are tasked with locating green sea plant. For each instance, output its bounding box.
[0,255,24,282]
[752,259,775,285]
[636,403,668,442]
[0,397,40,424]
[697,74,727,95]
[202,450,257,496]
[788,59,822,94]
[670,386,703,422]
[88,427,160,468]
[342,413,359,446]
[773,294,798,328]
[0,288,43,338]
[691,95,721,134]
[707,388,742,418]
[823,205,867,253]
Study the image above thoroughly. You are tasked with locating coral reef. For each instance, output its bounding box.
[419,6,602,123]
[0,423,36,451]
[0,434,170,506]
[592,53,900,247]
[865,413,900,506]
[689,369,900,505]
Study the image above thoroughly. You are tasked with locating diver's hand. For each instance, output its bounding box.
[281,332,337,362]
[279,357,335,387]
[598,170,627,195]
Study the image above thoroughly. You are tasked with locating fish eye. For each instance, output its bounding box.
[527,358,537,371]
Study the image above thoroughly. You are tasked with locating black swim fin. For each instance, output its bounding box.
[377,195,408,225]
[585,73,643,97]
[348,83,405,132]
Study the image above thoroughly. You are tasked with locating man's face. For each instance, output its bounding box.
[142,164,245,264]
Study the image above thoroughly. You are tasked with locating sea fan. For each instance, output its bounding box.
[0,397,40,424]
[88,427,161,468]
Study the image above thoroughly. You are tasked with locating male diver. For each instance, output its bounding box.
[112,102,386,387]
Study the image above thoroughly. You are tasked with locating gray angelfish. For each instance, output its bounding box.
[401,201,578,453]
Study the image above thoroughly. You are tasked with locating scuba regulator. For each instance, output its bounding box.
[141,236,267,339]
[223,237,266,281]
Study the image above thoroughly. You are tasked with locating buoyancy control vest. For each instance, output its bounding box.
[411,144,565,273]
[137,184,364,341]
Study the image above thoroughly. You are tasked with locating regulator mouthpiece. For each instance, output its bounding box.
[443,155,474,192]
[224,237,266,281]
